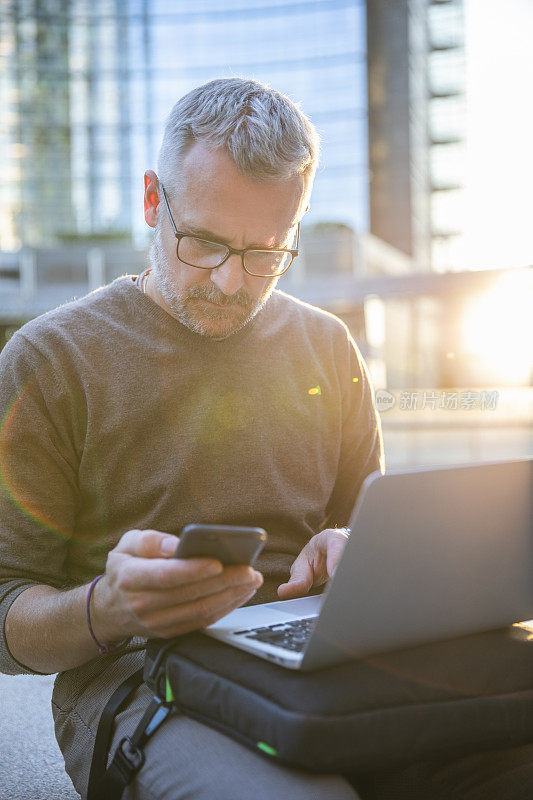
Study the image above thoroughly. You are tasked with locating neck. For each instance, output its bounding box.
[145,270,173,317]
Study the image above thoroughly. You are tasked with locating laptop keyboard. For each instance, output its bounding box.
[234,617,316,653]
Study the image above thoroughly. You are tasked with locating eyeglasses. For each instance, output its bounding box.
[159,183,299,278]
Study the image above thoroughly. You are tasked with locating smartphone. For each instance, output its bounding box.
[175,524,267,566]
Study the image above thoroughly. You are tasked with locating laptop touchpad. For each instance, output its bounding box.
[265,595,324,616]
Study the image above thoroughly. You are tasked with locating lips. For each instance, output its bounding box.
[202,298,240,311]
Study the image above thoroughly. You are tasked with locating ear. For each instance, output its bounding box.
[144,170,160,228]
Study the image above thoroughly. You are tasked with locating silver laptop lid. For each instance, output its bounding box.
[302,458,533,670]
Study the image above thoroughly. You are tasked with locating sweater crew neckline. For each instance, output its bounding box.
[122,274,266,346]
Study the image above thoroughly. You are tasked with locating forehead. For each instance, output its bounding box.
[169,141,305,245]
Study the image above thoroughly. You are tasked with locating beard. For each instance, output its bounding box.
[147,220,276,339]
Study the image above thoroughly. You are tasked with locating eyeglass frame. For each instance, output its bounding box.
[159,183,300,278]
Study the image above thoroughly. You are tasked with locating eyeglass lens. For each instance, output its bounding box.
[177,236,292,276]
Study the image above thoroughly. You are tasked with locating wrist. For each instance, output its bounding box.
[87,575,130,654]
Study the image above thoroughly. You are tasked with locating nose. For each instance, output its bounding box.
[209,253,245,296]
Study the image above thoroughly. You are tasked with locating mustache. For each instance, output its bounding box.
[186,283,253,309]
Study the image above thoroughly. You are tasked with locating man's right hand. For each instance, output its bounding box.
[91,529,263,643]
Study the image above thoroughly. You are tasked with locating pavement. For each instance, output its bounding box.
[0,673,80,800]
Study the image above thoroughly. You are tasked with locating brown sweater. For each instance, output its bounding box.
[0,276,383,790]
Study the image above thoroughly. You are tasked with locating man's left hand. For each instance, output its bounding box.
[277,528,350,600]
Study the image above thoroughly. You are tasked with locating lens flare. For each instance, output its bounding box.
[0,380,71,539]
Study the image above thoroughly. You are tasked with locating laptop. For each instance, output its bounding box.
[204,458,533,670]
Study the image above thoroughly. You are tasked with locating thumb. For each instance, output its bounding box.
[160,534,179,557]
[115,528,179,559]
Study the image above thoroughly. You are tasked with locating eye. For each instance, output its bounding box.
[190,237,224,253]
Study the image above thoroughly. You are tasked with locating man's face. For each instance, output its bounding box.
[146,141,305,339]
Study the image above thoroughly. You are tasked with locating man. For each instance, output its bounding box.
[0,78,383,799]
[1,75,530,800]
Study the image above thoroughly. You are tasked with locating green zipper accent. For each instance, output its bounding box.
[165,674,175,703]
[257,741,278,757]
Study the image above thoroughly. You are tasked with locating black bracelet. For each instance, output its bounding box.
[86,575,131,655]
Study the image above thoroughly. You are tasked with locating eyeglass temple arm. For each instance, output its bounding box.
[159,184,179,236]
[294,222,300,252]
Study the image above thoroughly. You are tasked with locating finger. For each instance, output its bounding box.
[114,557,260,593]
[114,529,180,559]
[153,562,261,593]
[113,553,224,592]
[287,551,314,590]
[325,530,350,577]
[277,578,311,600]
[203,586,259,628]
[147,582,260,636]
[131,565,263,608]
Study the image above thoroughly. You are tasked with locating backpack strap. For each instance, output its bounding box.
[87,667,173,800]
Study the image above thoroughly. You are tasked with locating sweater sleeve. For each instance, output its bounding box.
[0,333,79,674]
[321,327,385,530]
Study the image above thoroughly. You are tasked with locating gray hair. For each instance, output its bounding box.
[157,77,320,203]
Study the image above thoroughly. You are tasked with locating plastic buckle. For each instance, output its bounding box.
[115,736,145,780]
[143,700,172,739]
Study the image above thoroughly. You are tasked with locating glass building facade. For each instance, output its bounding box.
[1,0,369,251]
[1,0,75,248]
[427,0,466,272]
[1,0,465,269]
[366,0,465,272]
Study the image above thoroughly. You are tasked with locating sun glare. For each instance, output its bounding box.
[460,270,532,385]
[463,0,533,270]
